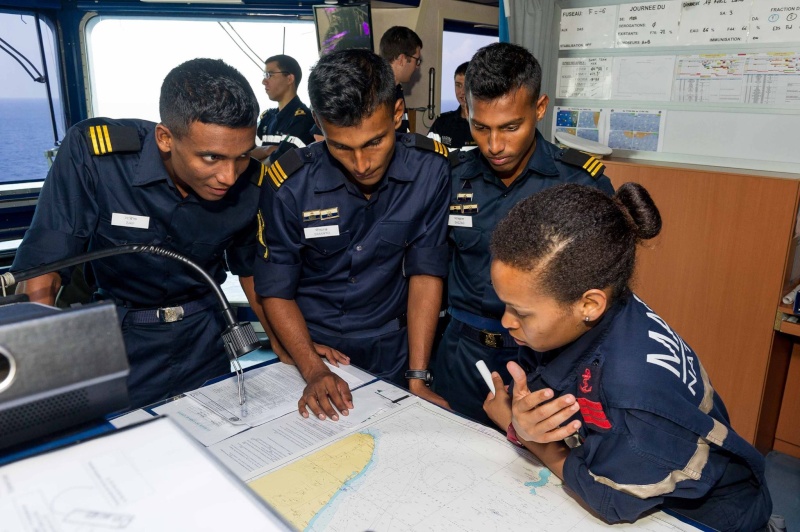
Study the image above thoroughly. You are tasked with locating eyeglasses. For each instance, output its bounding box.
[406,54,422,67]
[263,70,289,79]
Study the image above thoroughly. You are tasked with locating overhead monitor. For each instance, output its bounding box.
[313,3,374,56]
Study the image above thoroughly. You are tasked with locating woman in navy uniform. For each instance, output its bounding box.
[13,58,266,408]
[483,183,773,530]
[255,49,451,421]
[432,42,614,426]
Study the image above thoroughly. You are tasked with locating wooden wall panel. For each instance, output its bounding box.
[604,160,800,443]
[775,344,800,458]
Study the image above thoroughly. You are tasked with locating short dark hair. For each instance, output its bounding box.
[266,54,303,88]
[379,26,422,61]
[455,61,469,77]
[490,183,662,304]
[466,42,542,106]
[309,49,396,128]
[159,58,258,138]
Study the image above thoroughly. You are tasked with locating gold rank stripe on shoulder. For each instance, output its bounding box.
[256,162,267,187]
[432,139,448,157]
[583,156,605,178]
[88,125,114,155]
[267,159,289,189]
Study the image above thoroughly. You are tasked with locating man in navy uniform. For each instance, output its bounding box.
[432,43,615,426]
[427,62,476,150]
[379,26,422,134]
[13,58,268,408]
[255,49,451,421]
[251,54,315,164]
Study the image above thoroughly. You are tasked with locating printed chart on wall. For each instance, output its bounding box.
[556,0,800,166]
[554,107,666,152]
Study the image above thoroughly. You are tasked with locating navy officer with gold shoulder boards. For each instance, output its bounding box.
[13,58,270,409]
[255,49,451,421]
[432,43,615,426]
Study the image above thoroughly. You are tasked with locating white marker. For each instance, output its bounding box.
[475,360,496,395]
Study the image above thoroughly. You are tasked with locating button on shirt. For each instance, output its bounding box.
[448,130,615,319]
[13,118,261,306]
[254,134,450,333]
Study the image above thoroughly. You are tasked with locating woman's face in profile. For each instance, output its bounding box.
[491,259,587,352]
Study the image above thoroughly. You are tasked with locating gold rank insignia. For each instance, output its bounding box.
[294,108,306,116]
[462,203,479,214]
[303,210,321,222]
[266,149,305,191]
[456,193,473,203]
[85,123,141,156]
[559,148,606,179]
[257,209,268,259]
[449,204,463,213]
[320,207,340,221]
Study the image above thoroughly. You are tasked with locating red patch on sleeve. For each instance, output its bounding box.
[577,397,612,430]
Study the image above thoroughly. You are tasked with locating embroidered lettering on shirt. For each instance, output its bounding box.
[304,225,340,239]
[111,212,149,229]
[637,294,698,396]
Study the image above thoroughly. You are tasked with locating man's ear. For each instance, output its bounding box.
[393,99,404,129]
[535,94,550,122]
[155,124,173,153]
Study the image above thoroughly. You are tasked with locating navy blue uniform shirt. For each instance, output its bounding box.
[520,294,772,530]
[448,130,615,319]
[257,95,316,163]
[254,133,450,334]
[13,118,262,306]
[427,109,476,149]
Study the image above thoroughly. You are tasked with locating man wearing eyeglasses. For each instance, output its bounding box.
[251,54,316,164]
[379,26,423,134]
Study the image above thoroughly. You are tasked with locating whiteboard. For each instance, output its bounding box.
[549,0,800,175]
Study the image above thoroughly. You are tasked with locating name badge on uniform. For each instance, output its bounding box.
[448,215,472,228]
[111,212,150,229]
[304,225,340,239]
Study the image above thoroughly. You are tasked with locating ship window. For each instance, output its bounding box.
[85,17,319,123]
[0,12,64,185]
[440,23,497,115]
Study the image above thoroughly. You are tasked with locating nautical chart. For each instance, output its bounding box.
[248,399,698,532]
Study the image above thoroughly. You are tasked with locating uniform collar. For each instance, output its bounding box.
[459,129,561,183]
[313,136,412,194]
[277,95,303,120]
[131,127,172,187]
[529,297,625,391]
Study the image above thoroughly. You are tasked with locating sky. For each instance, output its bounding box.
[0,13,59,99]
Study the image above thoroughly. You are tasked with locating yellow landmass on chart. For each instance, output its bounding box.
[248,432,375,530]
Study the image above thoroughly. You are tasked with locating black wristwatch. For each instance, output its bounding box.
[405,369,433,386]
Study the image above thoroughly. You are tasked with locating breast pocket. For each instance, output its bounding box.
[303,233,351,274]
[187,239,229,267]
[452,226,482,253]
[95,217,158,247]
[375,221,414,274]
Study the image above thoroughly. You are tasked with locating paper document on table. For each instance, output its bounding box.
[153,395,249,446]
[0,417,291,531]
[190,361,369,427]
[209,381,408,481]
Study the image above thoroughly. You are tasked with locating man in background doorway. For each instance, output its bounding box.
[427,61,476,150]
[251,54,315,164]
[379,26,422,133]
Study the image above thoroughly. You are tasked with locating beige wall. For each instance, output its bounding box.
[372,0,498,133]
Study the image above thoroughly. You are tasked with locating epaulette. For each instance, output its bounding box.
[84,123,141,156]
[248,158,267,187]
[264,148,306,191]
[294,108,307,117]
[448,148,468,168]
[558,148,605,179]
[401,133,449,158]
